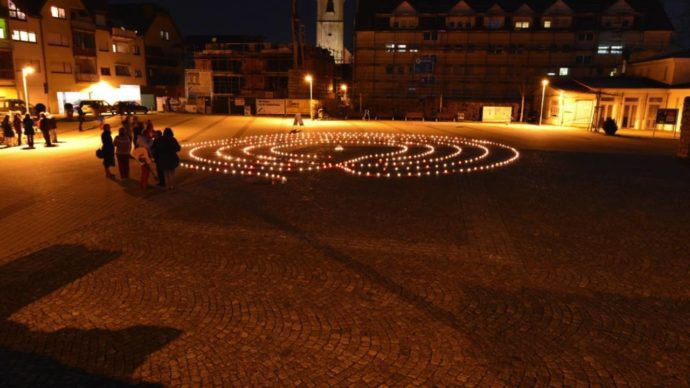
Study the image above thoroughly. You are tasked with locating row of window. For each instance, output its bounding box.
[3,28,142,56]
[383,42,625,55]
[386,30,608,44]
[390,15,634,30]
[382,64,572,76]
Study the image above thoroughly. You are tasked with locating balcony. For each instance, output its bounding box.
[73,46,97,57]
[75,72,98,83]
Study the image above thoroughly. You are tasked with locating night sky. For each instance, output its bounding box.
[111,0,358,49]
[112,0,689,49]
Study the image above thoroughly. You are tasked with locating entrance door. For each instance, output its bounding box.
[622,104,638,129]
[597,104,613,128]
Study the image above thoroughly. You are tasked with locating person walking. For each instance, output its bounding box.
[151,130,166,187]
[113,127,132,179]
[13,113,22,146]
[132,137,153,190]
[157,128,181,190]
[23,114,35,149]
[100,124,115,178]
[2,115,16,147]
[38,113,52,147]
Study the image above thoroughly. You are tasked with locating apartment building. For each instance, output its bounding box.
[108,3,185,99]
[1,0,146,113]
[354,0,675,117]
[186,35,335,114]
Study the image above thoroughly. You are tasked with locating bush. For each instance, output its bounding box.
[603,118,618,136]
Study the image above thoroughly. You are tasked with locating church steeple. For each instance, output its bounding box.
[316,0,345,64]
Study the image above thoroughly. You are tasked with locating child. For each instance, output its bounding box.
[131,139,154,190]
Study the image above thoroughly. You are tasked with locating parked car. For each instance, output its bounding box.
[0,99,28,116]
[113,101,149,115]
[78,100,114,116]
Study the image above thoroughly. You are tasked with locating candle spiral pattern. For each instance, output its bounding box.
[180,132,520,182]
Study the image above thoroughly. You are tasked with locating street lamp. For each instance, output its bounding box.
[539,78,549,126]
[305,74,313,120]
[22,66,35,110]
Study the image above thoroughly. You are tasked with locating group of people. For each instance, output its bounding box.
[1,112,58,149]
[100,116,181,190]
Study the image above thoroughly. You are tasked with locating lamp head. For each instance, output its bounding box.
[22,67,35,75]
[304,75,313,83]
[542,79,549,87]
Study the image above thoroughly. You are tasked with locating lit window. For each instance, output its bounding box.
[0,28,4,40]
[543,20,552,29]
[385,43,395,53]
[547,72,556,76]
[514,21,530,29]
[9,1,27,20]
[50,6,66,19]
[611,45,623,54]
[597,45,610,54]
[12,29,37,43]
[112,43,117,53]
[559,67,569,76]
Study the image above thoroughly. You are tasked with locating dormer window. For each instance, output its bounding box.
[9,1,27,21]
[514,21,530,30]
[485,17,504,29]
[543,20,552,29]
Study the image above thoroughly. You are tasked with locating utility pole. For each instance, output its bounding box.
[291,0,303,69]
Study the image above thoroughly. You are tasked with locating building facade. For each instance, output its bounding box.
[542,51,690,131]
[0,0,147,113]
[108,3,185,99]
[186,35,335,114]
[354,0,674,117]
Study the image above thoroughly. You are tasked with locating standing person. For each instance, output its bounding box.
[151,130,166,187]
[23,114,35,149]
[132,117,143,147]
[13,113,22,146]
[38,113,52,147]
[2,115,16,147]
[77,105,85,131]
[131,138,153,190]
[291,113,304,133]
[100,124,116,178]
[113,127,132,179]
[123,114,133,142]
[157,128,181,190]
[144,119,155,139]
[48,114,58,144]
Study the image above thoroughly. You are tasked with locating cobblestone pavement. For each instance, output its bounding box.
[0,114,689,386]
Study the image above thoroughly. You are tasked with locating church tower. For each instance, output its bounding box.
[316,0,345,64]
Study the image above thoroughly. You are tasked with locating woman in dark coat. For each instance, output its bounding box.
[23,114,35,149]
[1,115,15,147]
[38,113,51,146]
[101,124,116,178]
[13,113,22,146]
[157,128,181,189]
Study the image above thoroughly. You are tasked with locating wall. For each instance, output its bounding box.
[678,97,690,158]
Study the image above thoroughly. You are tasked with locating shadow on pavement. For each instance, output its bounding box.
[0,244,181,387]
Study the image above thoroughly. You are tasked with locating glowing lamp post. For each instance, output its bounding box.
[539,78,549,126]
[305,74,313,120]
[22,67,35,110]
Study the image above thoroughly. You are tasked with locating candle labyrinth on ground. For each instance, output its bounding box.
[180,132,520,182]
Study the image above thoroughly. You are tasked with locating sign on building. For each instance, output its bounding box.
[656,109,679,125]
[482,106,512,123]
[186,70,212,98]
[285,99,312,115]
[256,99,286,115]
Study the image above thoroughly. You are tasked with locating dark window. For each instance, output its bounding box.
[0,51,14,79]
[100,67,110,76]
[326,0,335,13]
[423,31,438,41]
[115,65,130,76]
[213,76,244,94]
[211,58,242,72]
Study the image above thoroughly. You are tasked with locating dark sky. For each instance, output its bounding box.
[112,0,689,50]
[111,0,358,49]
